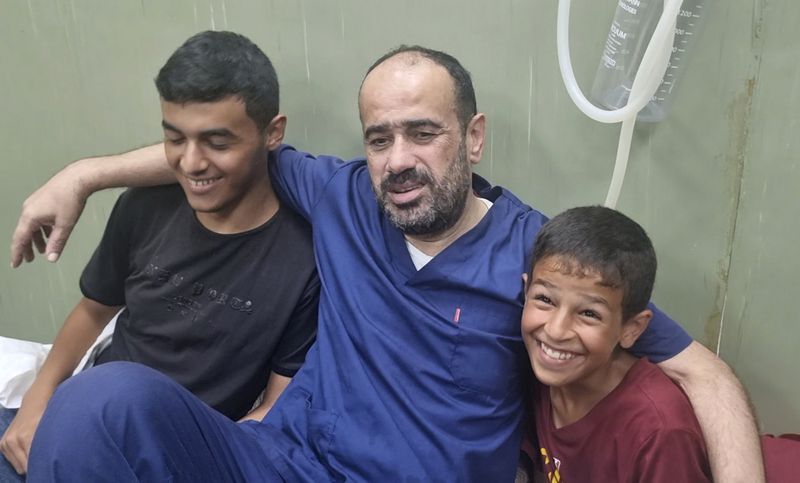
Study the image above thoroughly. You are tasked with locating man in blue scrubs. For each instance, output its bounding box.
[14,45,763,482]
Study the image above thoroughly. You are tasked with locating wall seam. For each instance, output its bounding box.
[716,0,767,360]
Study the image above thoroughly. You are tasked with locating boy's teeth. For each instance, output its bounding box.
[190,178,217,186]
[540,342,576,361]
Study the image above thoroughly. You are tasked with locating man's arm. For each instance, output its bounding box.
[658,341,765,483]
[238,372,292,422]
[11,143,173,267]
[0,298,121,474]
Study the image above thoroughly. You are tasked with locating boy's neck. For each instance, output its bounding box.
[195,178,280,234]
[548,350,638,429]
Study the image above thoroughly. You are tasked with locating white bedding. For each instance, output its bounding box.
[0,313,118,408]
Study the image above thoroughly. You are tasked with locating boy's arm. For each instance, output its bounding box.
[238,372,292,422]
[11,143,173,267]
[658,341,765,483]
[0,298,121,474]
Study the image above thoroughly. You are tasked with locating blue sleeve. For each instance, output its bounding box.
[629,303,693,363]
[268,144,352,220]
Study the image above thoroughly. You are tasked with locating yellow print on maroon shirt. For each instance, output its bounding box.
[539,447,562,483]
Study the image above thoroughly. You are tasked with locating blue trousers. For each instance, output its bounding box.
[0,407,25,483]
[26,362,286,483]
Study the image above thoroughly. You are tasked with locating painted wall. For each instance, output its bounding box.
[0,0,796,432]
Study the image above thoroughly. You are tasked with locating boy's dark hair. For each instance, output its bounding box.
[362,45,477,132]
[155,30,279,130]
[530,206,657,321]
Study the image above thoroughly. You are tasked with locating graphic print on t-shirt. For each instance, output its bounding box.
[539,446,562,483]
[144,259,254,324]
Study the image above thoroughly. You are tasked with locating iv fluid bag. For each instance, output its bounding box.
[591,0,707,122]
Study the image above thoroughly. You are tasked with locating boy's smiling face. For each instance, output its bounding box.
[522,255,643,390]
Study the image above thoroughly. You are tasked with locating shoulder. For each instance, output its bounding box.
[273,145,373,201]
[621,359,706,440]
[105,185,184,229]
[474,174,548,228]
[252,205,316,273]
[274,205,313,245]
[472,175,549,270]
[275,145,369,179]
[116,185,184,211]
[616,360,711,480]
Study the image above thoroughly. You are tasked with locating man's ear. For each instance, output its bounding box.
[620,309,652,349]
[264,114,287,150]
[465,113,486,166]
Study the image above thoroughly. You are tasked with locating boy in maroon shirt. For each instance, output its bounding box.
[520,206,712,482]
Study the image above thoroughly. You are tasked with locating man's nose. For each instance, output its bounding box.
[385,136,416,174]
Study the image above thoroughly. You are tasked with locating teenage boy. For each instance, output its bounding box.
[0,31,319,477]
[521,206,711,482]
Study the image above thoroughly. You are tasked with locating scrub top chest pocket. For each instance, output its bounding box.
[447,303,523,399]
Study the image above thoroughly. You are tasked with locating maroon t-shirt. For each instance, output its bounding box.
[533,358,712,482]
[762,434,800,483]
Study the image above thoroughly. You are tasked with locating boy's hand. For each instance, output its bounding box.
[0,399,48,474]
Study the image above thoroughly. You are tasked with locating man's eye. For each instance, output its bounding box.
[368,137,390,149]
[165,137,184,145]
[208,142,229,151]
[534,294,553,305]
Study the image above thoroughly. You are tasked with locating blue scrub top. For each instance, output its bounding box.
[257,145,691,482]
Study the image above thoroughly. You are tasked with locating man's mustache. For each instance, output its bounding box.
[380,168,434,192]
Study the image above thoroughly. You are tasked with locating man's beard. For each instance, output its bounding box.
[375,142,471,237]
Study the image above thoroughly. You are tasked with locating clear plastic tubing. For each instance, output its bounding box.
[556,0,683,207]
[556,0,681,124]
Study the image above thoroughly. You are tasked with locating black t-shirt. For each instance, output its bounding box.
[81,185,319,420]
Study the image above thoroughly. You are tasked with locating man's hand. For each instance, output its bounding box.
[10,144,175,268]
[0,399,48,475]
[10,166,87,267]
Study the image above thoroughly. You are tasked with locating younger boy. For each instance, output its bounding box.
[0,31,318,477]
[521,206,711,482]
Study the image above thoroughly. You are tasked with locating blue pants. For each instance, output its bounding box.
[0,407,25,483]
[27,362,285,483]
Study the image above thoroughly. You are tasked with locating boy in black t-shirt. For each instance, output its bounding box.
[0,31,318,477]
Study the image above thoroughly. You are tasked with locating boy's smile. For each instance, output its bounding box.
[160,97,284,234]
[538,340,579,362]
[522,256,629,391]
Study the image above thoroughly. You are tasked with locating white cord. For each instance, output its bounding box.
[556,0,683,207]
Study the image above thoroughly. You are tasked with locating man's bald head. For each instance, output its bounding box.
[359,45,477,132]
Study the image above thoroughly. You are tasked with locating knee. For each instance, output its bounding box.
[50,361,171,414]
[28,363,185,481]
[38,361,186,438]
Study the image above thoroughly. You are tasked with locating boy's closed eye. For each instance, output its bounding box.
[206,139,230,150]
[579,309,602,322]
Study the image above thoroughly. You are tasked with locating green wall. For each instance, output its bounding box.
[0,1,797,433]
